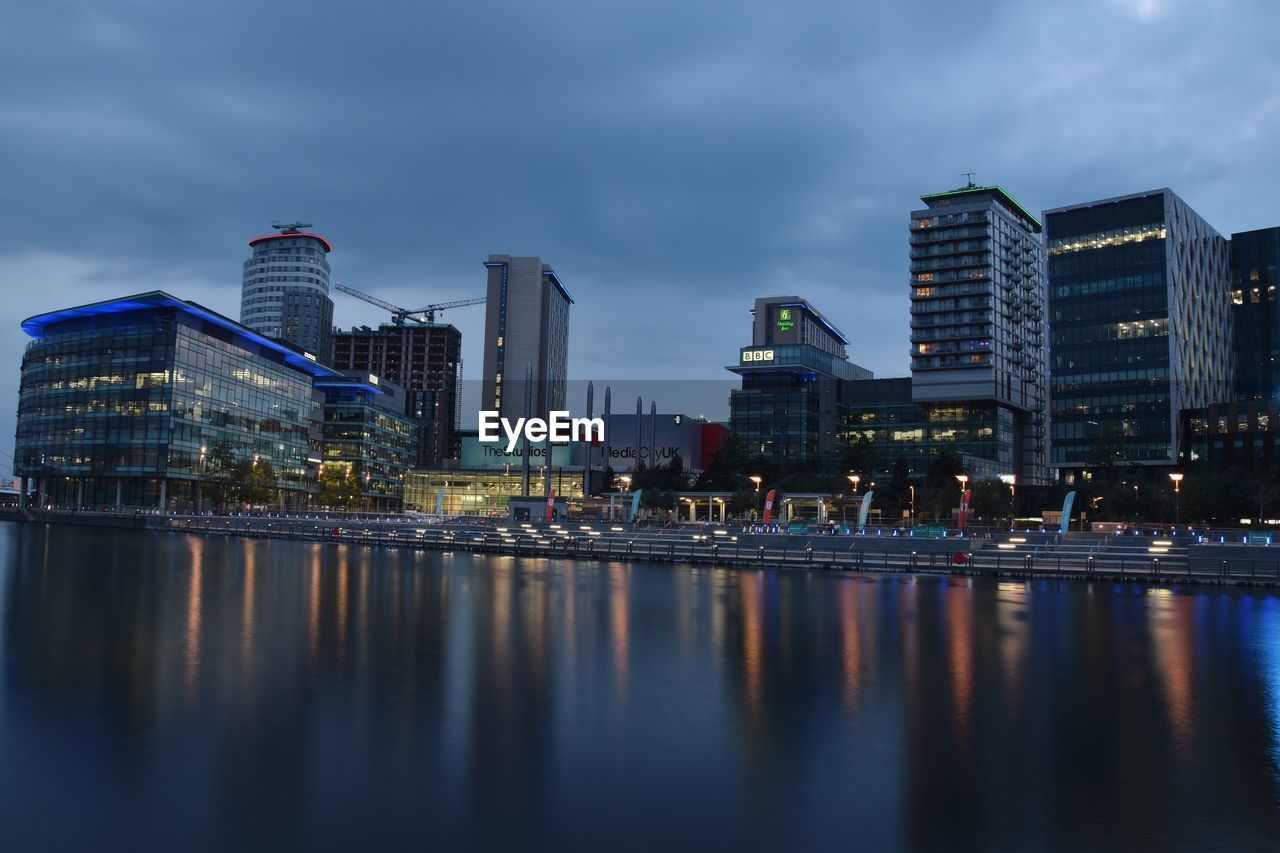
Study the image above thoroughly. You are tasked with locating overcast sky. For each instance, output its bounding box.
[2,0,1278,456]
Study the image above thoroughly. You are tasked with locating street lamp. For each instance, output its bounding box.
[999,474,1016,527]
[848,474,861,495]
[955,474,969,527]
[748,475,763,522]
[1169,471,1184,525]
[909,484,915,522]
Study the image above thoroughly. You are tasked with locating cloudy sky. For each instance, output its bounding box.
[1,0,1278,448]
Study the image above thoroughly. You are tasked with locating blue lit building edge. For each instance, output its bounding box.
[21,291,340,380]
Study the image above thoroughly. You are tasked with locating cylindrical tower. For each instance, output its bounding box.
[240,223,334,359]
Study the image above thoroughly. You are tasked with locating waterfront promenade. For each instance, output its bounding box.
[10,508,1280,588]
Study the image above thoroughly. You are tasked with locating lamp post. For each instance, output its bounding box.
[909,484,915,523]
[1169,471,1183,525]
[848,474,860,495]
[748,475,763,521]
[999,473,1016,527]
[955,473,969,527]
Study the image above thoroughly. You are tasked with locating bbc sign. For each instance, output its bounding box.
[741,349,775,363]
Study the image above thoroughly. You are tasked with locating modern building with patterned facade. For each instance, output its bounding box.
[316,372,416,510]
[1230,226,1280,400]
[727,297,873,464]
[15,291,337,508]
[331,322,463,466]
[908,184,1050,483]
[239,224,335,360]
[841,378,1020,482]
[1046,189,1234,473]
[481,255,572,422]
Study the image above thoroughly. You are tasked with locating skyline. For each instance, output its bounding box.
[2,0,1279,452]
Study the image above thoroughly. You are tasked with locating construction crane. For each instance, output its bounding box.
[334,282,486,325]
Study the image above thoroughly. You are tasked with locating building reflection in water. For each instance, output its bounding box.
[995,581,1029,709]
[1257,598,1280,789]
[839,578,861,712]
[946,578,974,743]
[184,534,204,700]
[609,564,630,701]
[3,525,1280,849]
[1147,587,1196,752]
[739,570,764,717]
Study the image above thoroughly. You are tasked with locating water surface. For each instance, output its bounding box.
[1,523,1278,851]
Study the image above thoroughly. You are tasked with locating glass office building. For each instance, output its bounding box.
[727,298,873,464]
[1230,226,1280,400]
[840,378,1015,481]
[15,291,336,508]
[1046,189,1233,472]
[316,373,417,509]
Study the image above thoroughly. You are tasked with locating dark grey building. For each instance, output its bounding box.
[481,255,572,421]
[331,322,463,465]
[15,291,336,509]
[1046,189,1233,473]
[1230,226,1280,400]
[239,223,335,360]
[909,183,1049,483]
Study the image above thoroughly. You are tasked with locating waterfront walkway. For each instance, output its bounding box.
[8,509,1280,588]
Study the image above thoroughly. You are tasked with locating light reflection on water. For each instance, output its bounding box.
[0,523,1279,851]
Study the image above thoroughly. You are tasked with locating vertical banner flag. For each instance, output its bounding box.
[1060,490,1076,536]
[545,487,556,521]
[435,489,445,516]
[958,489,971,531]
[763,489,777,523]
[630,489,643,522]
[858,491,874,530]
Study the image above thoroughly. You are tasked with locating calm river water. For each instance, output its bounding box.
[1,523,1279,851]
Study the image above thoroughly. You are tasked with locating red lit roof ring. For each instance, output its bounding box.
[248,233,333,253]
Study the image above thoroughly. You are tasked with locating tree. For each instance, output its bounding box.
[1085,424,1128,470]
[227,458,277,507]
[839,434,881,483]
[695,433,751,492]
[633,456,688,492]
[890,455,911,516]
[200,439,237,510]
[919,448,964,520]
[318,463,361,508]
[969,479,1011,523]
[598,465,617,496]
[640,488,677,518]
[728,488,757,518]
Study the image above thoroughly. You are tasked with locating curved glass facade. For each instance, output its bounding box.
[16,295,322,508]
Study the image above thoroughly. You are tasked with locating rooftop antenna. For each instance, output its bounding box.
[272,221,313,234]
[962,172,976,189]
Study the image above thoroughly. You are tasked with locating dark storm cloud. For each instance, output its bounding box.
[1,0,1278,442]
